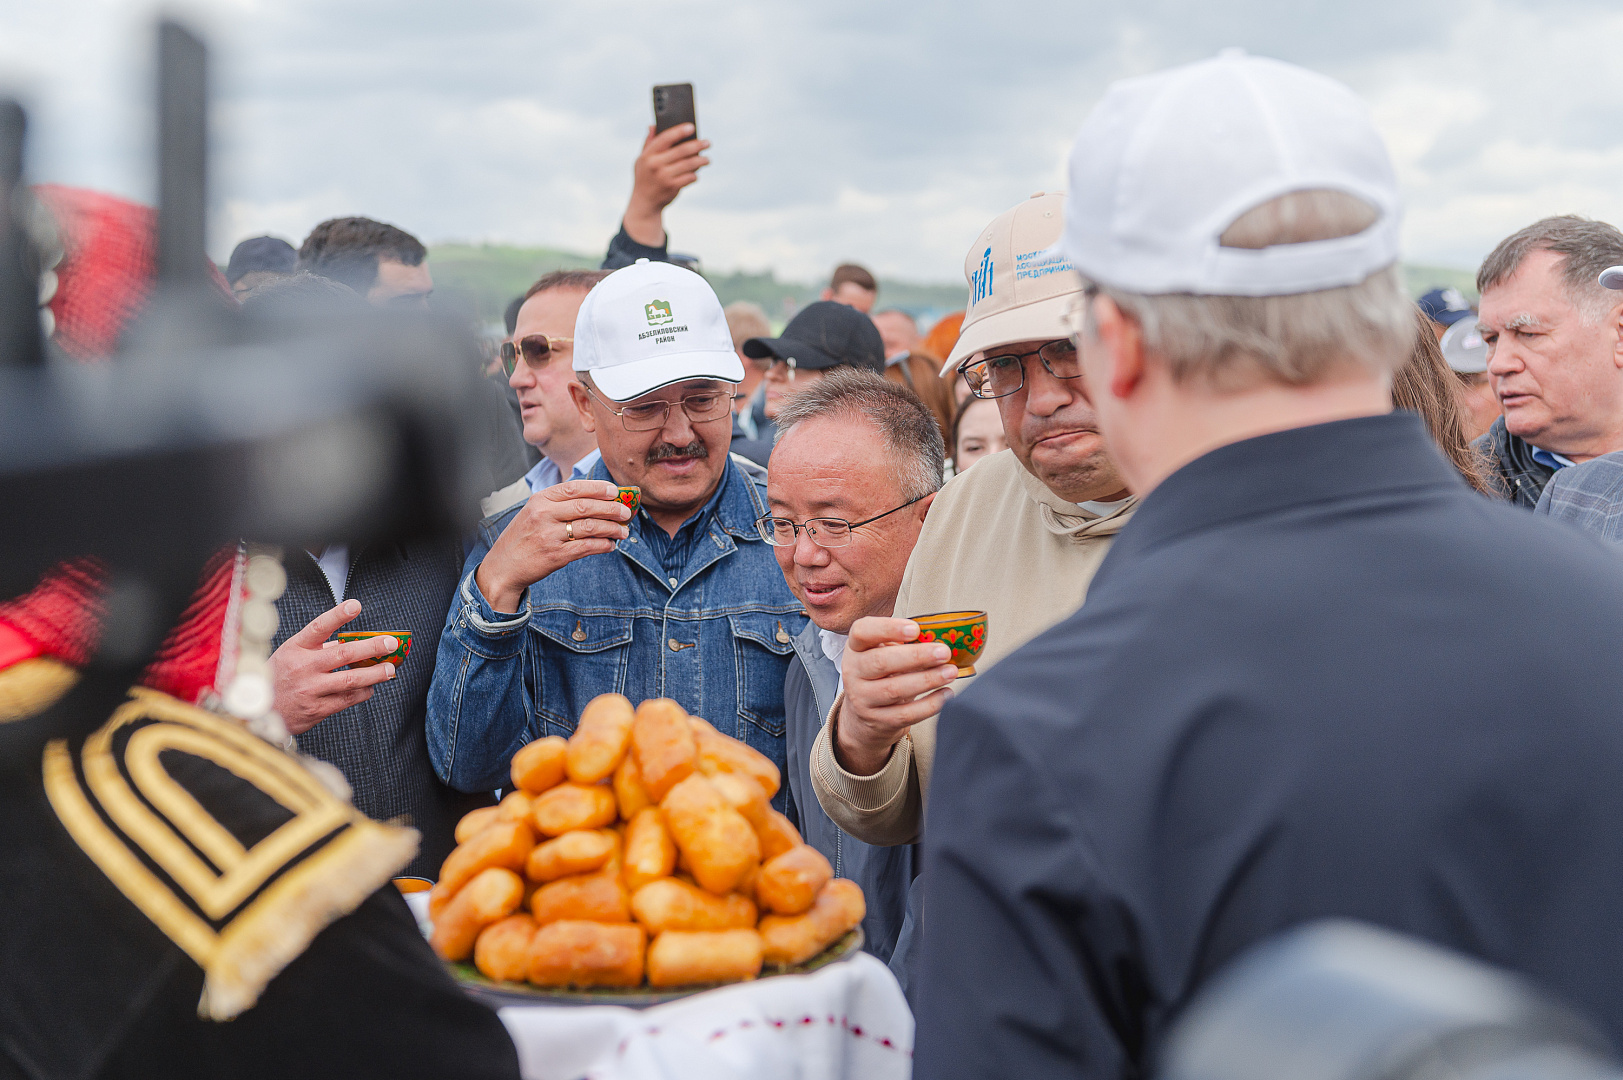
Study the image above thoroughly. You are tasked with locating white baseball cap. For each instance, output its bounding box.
[572,259,744,402]
[1439,319,1488,375]
[1062,50,1402,298]
[943,192,1077,373]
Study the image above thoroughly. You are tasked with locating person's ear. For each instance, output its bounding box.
[819,287,834,302]
[1090,295,1146,400]
[1611,301,1623,370]
[569,380,598,434]
[914,491,936,522]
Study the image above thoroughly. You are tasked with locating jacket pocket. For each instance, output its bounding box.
[530,610,634,732]
[728,612,798,741]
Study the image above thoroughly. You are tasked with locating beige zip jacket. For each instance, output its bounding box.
[809,449,1135,845]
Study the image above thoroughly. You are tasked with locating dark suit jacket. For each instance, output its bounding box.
[275,541,487,877]
[916,413,1623,1080]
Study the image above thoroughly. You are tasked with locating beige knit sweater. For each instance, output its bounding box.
[809,448,1135,845]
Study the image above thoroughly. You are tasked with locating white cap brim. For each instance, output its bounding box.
[940,290,1076,375]
[583,348,745,402]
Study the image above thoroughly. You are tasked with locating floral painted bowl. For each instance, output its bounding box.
[334,629,412,669]
[616,486,641,516]
[911,610,988,678]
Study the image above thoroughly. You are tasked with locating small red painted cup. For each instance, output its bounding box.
[616,486,641,516]
[910,610,988,678]
[335,629,412,669]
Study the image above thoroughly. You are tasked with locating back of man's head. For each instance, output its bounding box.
[298,216,426,294]
[772,368,944,500]
[1477,215,1623,323]
[1064,53,1413,392]
[238,269,362,318]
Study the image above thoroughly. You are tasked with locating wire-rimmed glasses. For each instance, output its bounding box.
[756,494,929,548]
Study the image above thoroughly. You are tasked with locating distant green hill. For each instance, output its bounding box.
[428,242,1480,330]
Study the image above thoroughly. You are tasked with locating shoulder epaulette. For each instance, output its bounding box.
[42,687,418,1020]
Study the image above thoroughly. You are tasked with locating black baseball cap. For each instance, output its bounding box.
[225,236,297,284]
[742,300,884,373]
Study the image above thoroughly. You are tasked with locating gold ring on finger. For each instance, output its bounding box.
[566,520,575,541]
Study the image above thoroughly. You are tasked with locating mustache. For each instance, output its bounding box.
[645,439,710,465]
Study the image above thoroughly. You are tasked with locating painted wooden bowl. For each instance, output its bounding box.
[911,610,988,678]
[335,629,412,669]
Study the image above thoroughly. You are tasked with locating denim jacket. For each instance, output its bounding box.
[427,453,807,795]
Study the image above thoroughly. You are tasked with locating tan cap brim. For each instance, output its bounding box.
[940,290,1078,376]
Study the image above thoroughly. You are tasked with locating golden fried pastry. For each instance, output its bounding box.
[613,754,653,820]
[566,693,636,784]
[754,809,802,862]
[692,721,781,800]
[630,877,756,933]
[454,805,500,844]
[511,735,568,794]
[631,698,697,801]
[526,920,646,988]
[646,929,763,987]
[531,782,617,837]
[707,771,769,829]
[621,808,677,894]
[495,790,534,823]
[659,774,760,895]
[474,913,537,983]
[758,878,865,966]
[431,818,535,918]
[431,867,525,962]
[755,844,833,916]
[530,871,631,927]
[525,828,619,883]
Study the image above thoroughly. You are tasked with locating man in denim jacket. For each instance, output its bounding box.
[427,261,806,797]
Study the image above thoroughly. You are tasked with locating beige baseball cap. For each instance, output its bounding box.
[942,191,1079,375]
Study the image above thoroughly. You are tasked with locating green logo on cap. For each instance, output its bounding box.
[645,299,674,326]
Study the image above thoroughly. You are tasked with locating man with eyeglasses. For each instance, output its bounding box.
[761,369,942,977]
[809,193,1136,863]
[426,260,806,797]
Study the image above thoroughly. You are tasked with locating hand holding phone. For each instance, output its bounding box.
[624,85,710,247]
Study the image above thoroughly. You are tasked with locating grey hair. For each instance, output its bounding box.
[1477,215,1623,325]
[1091,189,1414,390]
[772,368,944,500]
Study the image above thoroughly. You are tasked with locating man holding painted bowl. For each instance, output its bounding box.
[426,260,806,798]
[808,193,1137,854]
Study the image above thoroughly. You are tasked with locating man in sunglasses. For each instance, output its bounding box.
[483,269,612,516]
[808,193,1136,862]
[427,260,806,797]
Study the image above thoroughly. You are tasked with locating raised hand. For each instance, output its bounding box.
[270,599,399,735]
[622,123,712,247]
[835,616,960,776]
[474,479,632,614]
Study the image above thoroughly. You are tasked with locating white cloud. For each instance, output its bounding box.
[4,0,1622,283]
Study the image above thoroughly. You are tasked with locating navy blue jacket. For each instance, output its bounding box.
[915,414,1623,1080]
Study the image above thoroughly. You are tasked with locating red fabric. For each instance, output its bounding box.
[141,549,237,704]
[33,185,158,362]
[0,559,107,668]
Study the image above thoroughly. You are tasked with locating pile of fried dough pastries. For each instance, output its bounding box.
[428,694,866,990]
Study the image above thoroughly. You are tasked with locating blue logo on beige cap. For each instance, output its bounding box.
[970,247,993,307]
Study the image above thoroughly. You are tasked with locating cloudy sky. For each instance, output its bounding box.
[3,0,1621,285]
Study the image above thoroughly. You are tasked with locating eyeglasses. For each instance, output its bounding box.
[756,494,929,548]
[501,334,574,376]
[957,338,1081,400]
[762,356,809,381]
[584,383,737,431]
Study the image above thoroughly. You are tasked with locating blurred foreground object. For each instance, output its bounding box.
[1160,921,1622,1080]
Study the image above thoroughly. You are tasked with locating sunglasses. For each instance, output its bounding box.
[501,334,574,376]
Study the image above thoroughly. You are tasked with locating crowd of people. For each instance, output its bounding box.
[14,44,1623,1080]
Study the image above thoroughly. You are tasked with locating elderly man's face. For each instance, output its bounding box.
[1479,249,1623,458]
[985,338,1127,503]
[767,415,932,634]
[573,377,734,528]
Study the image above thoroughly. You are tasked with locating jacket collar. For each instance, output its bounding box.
[1012,456,1138,540]
[1104,412,1461,568]
[790,619,839,723]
